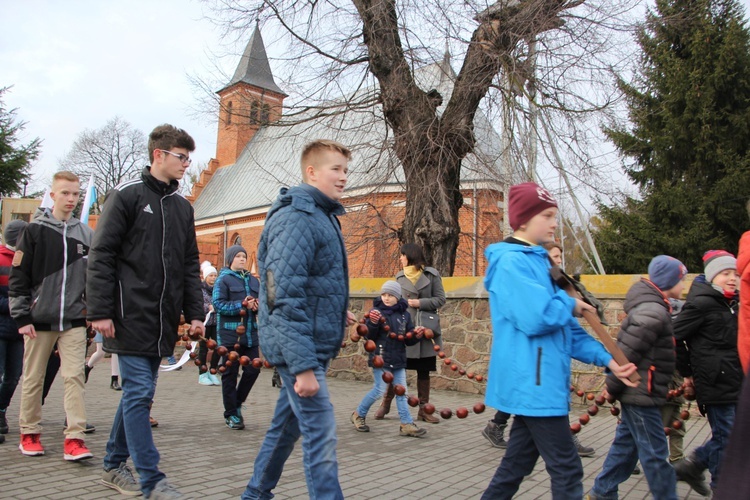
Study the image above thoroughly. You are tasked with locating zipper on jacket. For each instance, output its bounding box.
[59,221,68,331]
[157,190,179,357]
[536,347,542,385]
[118,280,125,318]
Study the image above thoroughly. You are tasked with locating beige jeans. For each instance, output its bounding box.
[19,327,87,440]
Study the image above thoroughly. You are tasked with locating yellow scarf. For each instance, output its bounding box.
[403,265,423,285]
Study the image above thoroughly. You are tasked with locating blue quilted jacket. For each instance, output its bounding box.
[257,184,349,375]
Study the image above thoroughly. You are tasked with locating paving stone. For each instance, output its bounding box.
[0,362,712,498]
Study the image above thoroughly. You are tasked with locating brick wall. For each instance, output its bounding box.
[327,275,694,394]
[194,186,504,277]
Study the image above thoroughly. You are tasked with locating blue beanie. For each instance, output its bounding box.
[648,255,688,291]
[225,245,247,267]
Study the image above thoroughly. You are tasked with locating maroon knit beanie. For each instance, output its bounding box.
[508,182,558,230]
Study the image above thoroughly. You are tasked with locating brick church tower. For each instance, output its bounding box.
[215,25,287,167]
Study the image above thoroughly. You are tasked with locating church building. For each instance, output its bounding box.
[188,26,507,277]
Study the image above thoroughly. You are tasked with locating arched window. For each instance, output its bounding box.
[261,104,270,124]
[226,101,233,125]
[233,234,242,245]
[250,101,259,124]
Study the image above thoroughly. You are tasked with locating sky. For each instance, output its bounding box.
[1,0,242,193]
[3,0,750,196]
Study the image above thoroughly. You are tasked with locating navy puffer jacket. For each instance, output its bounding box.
[258,184,349,375]
[365,298,417,370]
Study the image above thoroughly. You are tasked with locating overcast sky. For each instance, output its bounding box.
[1,0,238,193]
[2,0,750,195]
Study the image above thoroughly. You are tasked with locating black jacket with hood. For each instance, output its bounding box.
[673,276,742,407]
[86,167,204,357]
[606,279,675,406]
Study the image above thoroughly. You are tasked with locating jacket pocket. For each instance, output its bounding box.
[536,347,542,386]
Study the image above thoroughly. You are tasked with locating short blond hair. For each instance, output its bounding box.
[53,171,80,184]
[300,139,351,180]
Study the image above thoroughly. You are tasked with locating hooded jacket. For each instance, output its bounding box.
[258,184,349,375]
[364,297,417,370]
[605,279,675,406]
[9,209,93,331]
[484,239,613,417]
[673,276,741,406]
[86,167,204,357]
[212,267,259,348]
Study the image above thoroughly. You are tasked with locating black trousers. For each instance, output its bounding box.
[221,344,260,418]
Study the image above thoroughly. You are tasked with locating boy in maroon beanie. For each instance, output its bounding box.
[482,182,637,499]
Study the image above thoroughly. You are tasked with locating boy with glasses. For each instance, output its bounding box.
[87,124,204,499]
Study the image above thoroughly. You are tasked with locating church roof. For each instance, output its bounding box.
[218,24,286,96]
[194,57,508,222]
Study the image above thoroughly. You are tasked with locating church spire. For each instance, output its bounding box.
[219,23,286,96]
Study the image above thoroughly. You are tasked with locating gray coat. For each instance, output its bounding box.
[396,267,446,359]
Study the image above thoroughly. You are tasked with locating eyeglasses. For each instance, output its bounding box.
[158,149,192,165]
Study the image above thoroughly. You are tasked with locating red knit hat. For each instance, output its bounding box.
[508,182,558,230]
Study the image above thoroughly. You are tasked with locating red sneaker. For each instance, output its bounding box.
[19,433,45,456]
[63,438,93,461]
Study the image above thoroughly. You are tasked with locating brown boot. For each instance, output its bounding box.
[417,378,439,424]
[375,384,395,420]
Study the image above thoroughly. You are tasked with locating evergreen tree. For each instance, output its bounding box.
[595,0,750,273]
[0,87,40,197]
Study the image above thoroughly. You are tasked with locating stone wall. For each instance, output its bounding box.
[328,275,696,394]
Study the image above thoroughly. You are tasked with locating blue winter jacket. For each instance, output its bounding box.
[483,239,613,416]
[212,268,259,348]
[258,184,349,375]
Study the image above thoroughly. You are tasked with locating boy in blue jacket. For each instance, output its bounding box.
[482,182,637,499]
[213,245,260,430]
[242,140,356,500]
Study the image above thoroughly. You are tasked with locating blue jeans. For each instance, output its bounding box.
[103,355,164,496]
[694,403,736,488]
[242,362,343,500]
[356,367,413,424]
[0,338,24,410]
[592,404,677,500]
[482,415,582,499]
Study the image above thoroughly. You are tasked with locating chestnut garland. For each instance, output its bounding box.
[343,311,489,421]
[568,382,696,436]
[182,299,274,374]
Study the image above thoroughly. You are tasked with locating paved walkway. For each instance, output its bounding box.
[0,358,712,499]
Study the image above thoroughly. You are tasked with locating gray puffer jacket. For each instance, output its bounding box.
[606,279,675,406]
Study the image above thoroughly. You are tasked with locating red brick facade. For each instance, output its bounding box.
[195,188,504,277]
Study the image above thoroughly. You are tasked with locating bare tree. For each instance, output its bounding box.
[200,0,641,275]
[60,116,147,199]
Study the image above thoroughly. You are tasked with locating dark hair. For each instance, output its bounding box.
[400,243,426,269]
[542,242,562,252]
[148,124,195,163]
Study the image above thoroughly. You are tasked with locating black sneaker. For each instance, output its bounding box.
[482,421,507,448]
[225,415,245,430]
[0,409,8,434]
[673,453,710,496]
